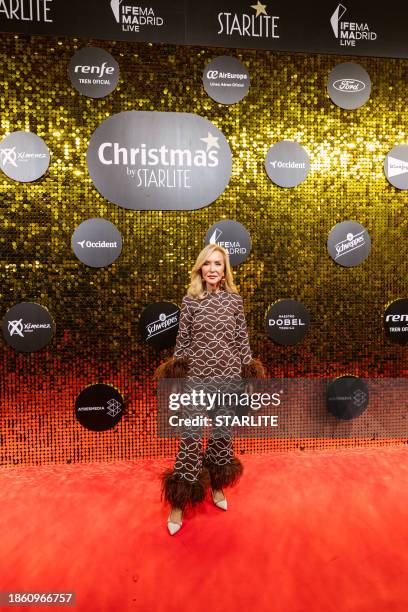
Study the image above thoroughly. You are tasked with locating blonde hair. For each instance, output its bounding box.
[187,244,238,299]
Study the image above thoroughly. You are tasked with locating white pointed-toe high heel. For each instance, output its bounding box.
[167,511,183,535]
[212,489,228,511]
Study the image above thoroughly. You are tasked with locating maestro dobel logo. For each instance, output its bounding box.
[68,47,120,98]
[326,376,369,420]
[383,299,408,345]
[71,218,123,268]
[203,56,250,105]
[327,220,371,268]
[0,131,50,182]
[139,302,180,349]
[75,383,124,431]
[265,141,310,188]
[384,145,408,190]
[327,62,371,110]
[86,111,232,210]
[2,302,55,353]
[204,220,251,267]
[265,299,310,346]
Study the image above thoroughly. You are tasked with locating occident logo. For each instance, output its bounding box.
[71,218,123,268]
[204,220,251,266]
[333,78,365,92]
[139,302,180,349]
[86,111,232,210]
[218,1,279,39]
[0,0,53,22]
[330,3,378,47]
[110,0,164,32]
[265,141,310,188]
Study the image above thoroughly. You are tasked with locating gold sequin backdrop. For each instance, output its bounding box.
[0,34,407,467]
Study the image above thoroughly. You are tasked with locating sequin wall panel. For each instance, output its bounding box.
[1,35,407,467]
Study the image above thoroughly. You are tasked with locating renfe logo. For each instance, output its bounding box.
[330,4,377,47]
[217,1,279,39]
[110,1,164,32]
[0,0,53,21]
[86,111,232,210]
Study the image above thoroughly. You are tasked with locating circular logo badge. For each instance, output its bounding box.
[2,302,55,352]
[383,299,408,345]
[204,220,251,266]
[327,221,371,267]
[68,47,120,98]
[203,56,250,105]
[0,131,50,182]
[75,383,124,431]
[71,218,123,268]
[265,141,310,188]
[86,111,232,211]
[327,62,371,110]
[265,299,310,346]
[139,302,180,349]
[384,145,408,190]
[326,376,369,420]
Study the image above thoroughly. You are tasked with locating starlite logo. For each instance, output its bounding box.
[335,231,365,259]
[0,0,53,22]
[147,312,178,339]
[333,78,366,92]
[218,1,279,39]
[0,147,46,167]
[110,0,164,32]
[387,156,408,178]
[97,132,220,189]
[330,4,377,47]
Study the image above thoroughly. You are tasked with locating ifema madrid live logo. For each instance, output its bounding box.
[110,0,164,32]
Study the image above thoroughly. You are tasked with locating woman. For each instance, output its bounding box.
[155,244,264,535]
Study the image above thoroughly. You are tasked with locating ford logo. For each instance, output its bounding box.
[333,79,366,92]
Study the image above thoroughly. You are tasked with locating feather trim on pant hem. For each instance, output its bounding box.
[160,466,210,510]
[203,455,244,490]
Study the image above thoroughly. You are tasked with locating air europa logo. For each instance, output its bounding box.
[0,0,53,22]
[110,0,164,32]
[333,78,365,92]
[218,1,279,39]
[330,3,377,47]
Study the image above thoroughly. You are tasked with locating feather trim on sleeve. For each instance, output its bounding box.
[241,358,266,379]
[154,356,189,379]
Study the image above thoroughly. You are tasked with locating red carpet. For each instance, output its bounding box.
[0,446,407,612]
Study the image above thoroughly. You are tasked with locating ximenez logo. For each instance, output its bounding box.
[218,1,279,39]
[330,3,377,47]
[86,112,232,211]
[110,0,164,32]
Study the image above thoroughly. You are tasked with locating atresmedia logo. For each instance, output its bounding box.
[86,111,232,210]
[110,0,164,32]
[330,4,377,48]
[75,383,124,431]
[326,376,369,420]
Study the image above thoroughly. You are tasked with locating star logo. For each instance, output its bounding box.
[200,132,220,152]
[251,1,267,17]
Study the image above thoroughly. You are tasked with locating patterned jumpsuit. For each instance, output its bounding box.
[160,289,254,510]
